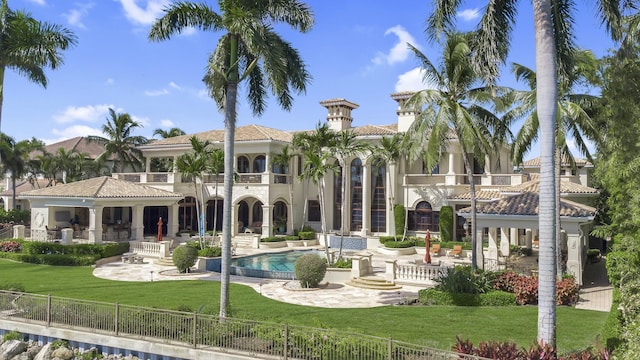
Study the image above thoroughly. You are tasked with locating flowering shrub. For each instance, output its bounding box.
[513,275,539,305]
[0,241,21,253]
[556,276,580,305]
[493,270,521,293]
[453,338,610,359]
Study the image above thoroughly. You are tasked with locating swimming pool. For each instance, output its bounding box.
[230,250,326,280]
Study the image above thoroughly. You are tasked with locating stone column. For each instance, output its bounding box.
[132,205,145,241]
[487,227,498,260]
[168,204,180,238]
[500,227,511,256]
[475,227,484,269]
[89,206,103,244]
[13,225,24,239]
[262,204,273,237]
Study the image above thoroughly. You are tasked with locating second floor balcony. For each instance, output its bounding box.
[112,172,293,186]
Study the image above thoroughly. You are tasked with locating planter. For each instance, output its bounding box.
[259,241,287,249]
[377,245,417,256]
[286,240,304,248]
[303,239,318,246]
[322,267,352,283]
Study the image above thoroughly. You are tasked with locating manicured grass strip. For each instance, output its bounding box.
[0,260,607,352]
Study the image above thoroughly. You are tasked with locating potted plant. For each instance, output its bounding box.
[274,215,287,234]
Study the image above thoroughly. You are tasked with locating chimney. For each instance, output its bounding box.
[391,91,417,132]
[320,98,359,131]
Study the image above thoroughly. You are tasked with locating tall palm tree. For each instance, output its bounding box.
[331,130,370,259]
[0,0,77,138]
[403,32,508,271]
[271,145,295,233]
[53,148,86,184]
[149,0,313,318]
[509,51,600,275]
[426,0,622,345]
[89,108,148,174]
[0,134,42,208]
[153,127,186,139]
[209,148,224,237]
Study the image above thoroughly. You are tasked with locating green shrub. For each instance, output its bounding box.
[284,235,300,240]
[0,282,25,292]
[260,236,287,242]
[435,266,493,294]
[173,245,198,273]
[0,208,30,224]
[330,258,352,269]
[101,242,130,258]
[418,288,515,306]
[294,254,327,288]
[198,246,221,257]
[382,240,415,248]
[393,204,405,237]
[601,288,623,351]
[2,330,22,342]
[297,231,316,240]
[439,206,454,242]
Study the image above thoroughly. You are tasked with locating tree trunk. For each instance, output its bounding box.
[338,159,346,260]
[319,179,331,265]
[534,0,559,347]
[555,150,563,276]
[461,151,479,270]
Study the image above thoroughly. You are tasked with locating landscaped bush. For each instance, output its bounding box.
[173,245,198,273]
[494,270,579,306]
[0,241,128,266]
[512,275,539,305]
[294,253,327,288]
[393,204,405,237]
[297,231,316,240]
[556,276,580,305]
[453,337,610,360]
[0,208,30,224]
[435,266,493,294]
[330,258,352,269]
[439,206,454,242]
[284,235,300,240]
[260,236,287,242]
[418,288,515,306]
[0,240,21,252]
[382,240,415,248]
[198,246,221,257]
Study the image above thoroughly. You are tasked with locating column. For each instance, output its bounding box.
[448,152,455,174]
[233,203,239,236]
[500,227,511,256]
[510,228,519,246]
[487,227,498,260]
[361,160,370,236]
[145,157,151,173]
[168,204,179,238]
[89,206,103,244]
[475,227,484,269]
[262,204,273,237]
[566,232,583,285]
[484,155,492,175]
[132,205,145,241]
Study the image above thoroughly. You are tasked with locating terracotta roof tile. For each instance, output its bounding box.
[30,137,107,160]
[20,177,183,199]
[449,190,503,201]
[0,179,53,196]
[458,192,596,217]
[520,156,592,168]
[145,124,293,146]
[501,179,599,195]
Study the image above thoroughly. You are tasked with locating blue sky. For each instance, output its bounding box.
[5,0,616,160]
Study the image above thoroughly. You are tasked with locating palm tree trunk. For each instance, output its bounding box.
[193,181,203,249]
[300,178,309,231]
[534,0,559,346]
[338,160,346,260]
[461,152,479,270]
[555,150,563,276]
[387,161,395,238]
[319,179,331,264]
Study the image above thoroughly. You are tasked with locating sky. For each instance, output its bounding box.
[3,0,618,160]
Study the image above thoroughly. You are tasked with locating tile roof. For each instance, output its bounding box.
[458,192,596,217]
[20,177,183,199]
[0,179,54,196]
[352,124,397,136]
[449,190,503,201]
[501,179,599,195]
[30,137,107,160]
[520,156,592,168]
[145,124,293,146]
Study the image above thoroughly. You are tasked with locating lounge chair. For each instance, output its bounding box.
[449,245,463,258]
[429,243,441,256]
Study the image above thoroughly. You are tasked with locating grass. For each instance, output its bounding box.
[0,259,608,353]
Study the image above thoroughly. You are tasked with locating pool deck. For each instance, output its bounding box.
[92,245,612,311]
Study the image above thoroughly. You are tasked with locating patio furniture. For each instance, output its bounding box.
[449,245,463,258]
[429,243,441,256]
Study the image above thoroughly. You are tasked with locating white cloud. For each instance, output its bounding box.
[132,115,150,128]
[457,8,480,22]
[53,104,113,124]
[395,67,441,92]
[160,119,175,127]
[26,0,46,5]
[144,88,169,96]
[105,78,115,86]
[48,125,104,143]
[64,3,94,29]
[169,82,182,90]
[117,0,170,26]
[371,25,418,67]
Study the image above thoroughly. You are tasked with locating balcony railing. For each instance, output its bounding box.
[113,172,293,186]
[404,173,528,187]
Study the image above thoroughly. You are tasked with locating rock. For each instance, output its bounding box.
[32,343,52,360]
[0,340,27,360]
[50,347,73,360]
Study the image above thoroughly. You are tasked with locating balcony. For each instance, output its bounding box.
[403,173,528,187]
[113,172,293,186]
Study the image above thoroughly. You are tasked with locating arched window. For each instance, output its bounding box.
[333,159,342,230]
[237,201,249,230]
[237,156,249,173]
[273,201,287,234]
[252,202,263,223]
[408,201,439,231]
[178,197,197,231]
[253,155,266,173]
[370,158,386,232]
[350,158,363,231]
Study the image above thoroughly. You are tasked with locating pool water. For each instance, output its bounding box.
[229,250,326,279]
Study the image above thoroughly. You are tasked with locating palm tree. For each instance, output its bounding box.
[53,148,86,183]
[509,51,600,275]
[0,0,77,138]
[271,145,295,233]
[209,148,224,238]
[404,32,508,272]
[175,136,214,247]
[0,134,42,208]
[331,130,370,259]
[149,0,313,318]
[153,127,186,139]
[426,0,622,345]
[373,133,405,238]
[89,108,148,174]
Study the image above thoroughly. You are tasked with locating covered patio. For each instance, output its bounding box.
[20,177,184,243]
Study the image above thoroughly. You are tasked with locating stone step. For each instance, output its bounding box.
[155,257,174,266]
[346,276,402,290]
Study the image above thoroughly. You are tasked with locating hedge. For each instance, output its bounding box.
[0,241,129,266]
[439,206,454,242]
[418,288,516,306]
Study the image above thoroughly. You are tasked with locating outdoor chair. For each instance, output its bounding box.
[429,243,441,256]
[449,245,463,258]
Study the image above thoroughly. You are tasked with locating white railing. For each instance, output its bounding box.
[394,263,442,283]
[128,241,170,258]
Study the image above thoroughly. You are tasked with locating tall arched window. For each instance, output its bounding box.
[253,155,266,173]
[370,158,386,232]
[350,158,363,231]
[237,201,249,230]
[408,201,439,231]
[333,160,342,230]
[178,196,197,231]
[237,156,249,173]
[273,201,287,234]
[252,202,263,223]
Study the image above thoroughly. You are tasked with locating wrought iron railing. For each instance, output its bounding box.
[0,291,487,360]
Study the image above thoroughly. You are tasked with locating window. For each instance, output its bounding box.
[308,200,321,222]
[408,201,439,231]
[253,155,266,173]
[350,158,363,231]
[178,197,197,231]
[370,158,386,232]
[237,156,249,173]
[252,202,263,222]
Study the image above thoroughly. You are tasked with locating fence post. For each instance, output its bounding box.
[388,336,392,360]
[192,312,198,348]
[46,294,51,326]
[283,323,288,360]
[114,303,119,335]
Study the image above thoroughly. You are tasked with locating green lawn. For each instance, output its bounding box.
[0,260,607,352]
